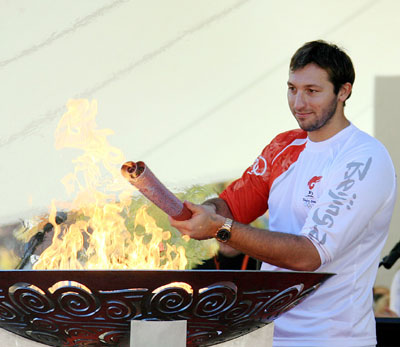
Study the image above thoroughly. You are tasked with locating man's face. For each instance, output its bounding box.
[287,63,339,134]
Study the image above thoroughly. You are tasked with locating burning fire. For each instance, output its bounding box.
[33,99,189,270]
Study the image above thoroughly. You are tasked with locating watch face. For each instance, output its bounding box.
[216,228,230,242]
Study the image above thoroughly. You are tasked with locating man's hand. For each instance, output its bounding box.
[169,201,225,240]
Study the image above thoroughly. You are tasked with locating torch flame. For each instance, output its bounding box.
[33,99,188,270]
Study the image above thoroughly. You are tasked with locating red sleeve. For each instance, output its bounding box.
[220,150,270,224]
[220,129,307,224]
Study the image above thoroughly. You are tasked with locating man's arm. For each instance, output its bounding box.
[169,201,321,271]
[201,198,241,257]
[202,197,232,218]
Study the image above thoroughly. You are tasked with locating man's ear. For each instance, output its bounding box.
[338,82,352,102]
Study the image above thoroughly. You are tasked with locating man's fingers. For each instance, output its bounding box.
[183,200,197,211]
[183,201,208,215]
[169,214,190,231]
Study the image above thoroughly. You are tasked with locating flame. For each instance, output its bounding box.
[33,99,188,270]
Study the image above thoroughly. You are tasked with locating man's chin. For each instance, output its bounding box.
[296,119,314,132]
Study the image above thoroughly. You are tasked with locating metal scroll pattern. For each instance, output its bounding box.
[0,279,321,346]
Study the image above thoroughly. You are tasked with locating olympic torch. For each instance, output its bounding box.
[121,161,192,221]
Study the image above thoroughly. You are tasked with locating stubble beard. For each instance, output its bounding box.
[297,96,338,132]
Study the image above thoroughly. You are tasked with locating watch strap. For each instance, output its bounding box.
[221,218,233,231]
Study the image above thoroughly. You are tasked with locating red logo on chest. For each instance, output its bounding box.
[308,176,322,190]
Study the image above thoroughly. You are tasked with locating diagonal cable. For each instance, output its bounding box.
[0,0,129,68]
[76,0,252,98]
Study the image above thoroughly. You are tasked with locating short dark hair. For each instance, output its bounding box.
[290,40,355,102]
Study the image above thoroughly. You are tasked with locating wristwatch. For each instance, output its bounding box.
[215,218,233,243]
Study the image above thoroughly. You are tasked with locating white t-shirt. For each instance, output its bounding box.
[221,124,397,347]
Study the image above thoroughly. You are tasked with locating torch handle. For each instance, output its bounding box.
[121,161,192,221]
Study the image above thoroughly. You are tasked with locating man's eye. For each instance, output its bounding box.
[308,89,317,93]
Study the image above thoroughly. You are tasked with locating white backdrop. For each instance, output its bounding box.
[1,0,400,283]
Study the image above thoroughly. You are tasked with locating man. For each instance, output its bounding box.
[170,40,397,346]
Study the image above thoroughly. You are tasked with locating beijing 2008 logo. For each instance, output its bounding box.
[303,175,323,208]
[249,156,267,176]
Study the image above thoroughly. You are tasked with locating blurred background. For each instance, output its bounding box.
[0,0,399,294]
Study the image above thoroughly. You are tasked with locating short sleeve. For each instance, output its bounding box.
[220,153,270,224]
[220,129,307,224]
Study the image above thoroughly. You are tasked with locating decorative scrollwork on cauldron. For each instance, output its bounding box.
[150,282,193,316]
[53,284,101,318]
[66,327,93,338]
[31,318,59,333]
[104,300,132,320]
[0,270,334,346]
[0,301,20,320]
[223,289,278,322]
[194,282,237,318]
[262,284,304,319]
[278,282,322,316]
[9,283,54,315]
[102,287,148,321]
[99,330,128,345]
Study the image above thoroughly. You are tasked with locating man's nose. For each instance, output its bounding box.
[294,92,306,110]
